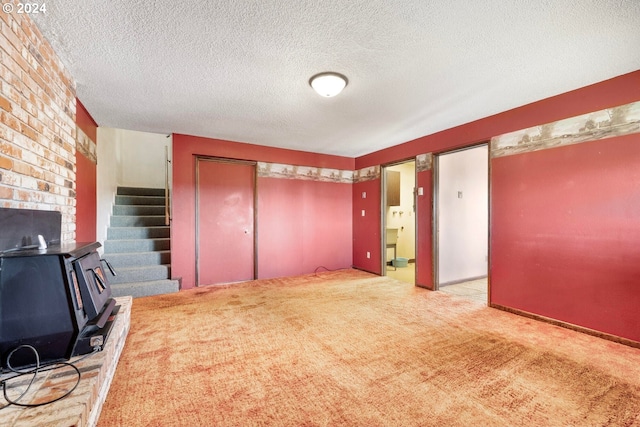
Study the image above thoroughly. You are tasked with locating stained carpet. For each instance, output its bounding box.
[98,269,640,426]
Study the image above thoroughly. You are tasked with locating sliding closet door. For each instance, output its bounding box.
[196,158,256,285]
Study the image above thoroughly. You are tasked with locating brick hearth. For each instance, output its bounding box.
[0,296,132,427]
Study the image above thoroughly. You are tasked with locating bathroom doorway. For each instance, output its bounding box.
[434,144,489,303]
[382,160,416,284]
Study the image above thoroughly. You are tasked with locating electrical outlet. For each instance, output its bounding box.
[361,210,365,216]
[366,251,371,259]
[362,191,366,198]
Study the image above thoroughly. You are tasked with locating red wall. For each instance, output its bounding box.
[75,99,98,242]
[491,135,640,341]
[351,70,640,343]
[352,180,382,274]
[172,134,354,289]
[415,169,433,289]
[258,178,352,278]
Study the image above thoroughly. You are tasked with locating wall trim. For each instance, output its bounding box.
[257,161,353,183]
[416,153,433,172]
[491,100,640,158]
[353,165,380,182]
[352,266,380,275]
[439,274,487,288]
[490,303,640,349]
[257,156,434,182]
[76,126,97,163]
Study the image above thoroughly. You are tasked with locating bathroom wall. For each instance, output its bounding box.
[386,161,416,262]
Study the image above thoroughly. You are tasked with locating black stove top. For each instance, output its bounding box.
[0,241,101,258]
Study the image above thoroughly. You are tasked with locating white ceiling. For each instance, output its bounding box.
[33,1,640,158]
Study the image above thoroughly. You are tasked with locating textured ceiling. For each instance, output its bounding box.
[33,1,640,157]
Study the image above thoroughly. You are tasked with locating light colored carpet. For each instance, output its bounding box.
[99,269,640,426]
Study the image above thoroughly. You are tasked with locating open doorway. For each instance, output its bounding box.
[435,144,488,303]
[382,160,416,284]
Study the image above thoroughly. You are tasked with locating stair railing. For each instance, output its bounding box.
[164,145,171,226]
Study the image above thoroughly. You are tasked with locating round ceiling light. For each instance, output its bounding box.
[309,72,348,97]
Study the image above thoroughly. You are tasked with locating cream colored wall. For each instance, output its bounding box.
[118,129,171,188]
[437,145,488,284]
[96,128,171,250]
[96,127,119,252]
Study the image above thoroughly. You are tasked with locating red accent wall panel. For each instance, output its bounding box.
[491,135,640,342]
[356,70,640,169]
[415,170,433,289]
[257,178,352,279]
[352,180,382,274]
[75,98,98,243]
[75,152,96,242]
[76,99,98,143]
[172,134,354,289]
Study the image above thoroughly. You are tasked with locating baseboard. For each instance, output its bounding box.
[490,303,640,349]
[439,275,487,288]
[352,266,380,276]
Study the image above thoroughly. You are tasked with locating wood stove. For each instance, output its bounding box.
[0,208,117,371]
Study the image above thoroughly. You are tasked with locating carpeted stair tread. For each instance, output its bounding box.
[103,250,171,268]
[110,215,166,227]
[104,238,170,253]
[115,195,166,206]
[108,264,171,284]
[113,204,165,216]
[110,279,179,298]
[117,187,165,197]
[107,226,170,240]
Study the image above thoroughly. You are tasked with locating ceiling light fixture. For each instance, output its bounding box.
[309,72,348,97]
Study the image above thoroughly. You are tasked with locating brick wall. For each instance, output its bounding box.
[0,1,77,242]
